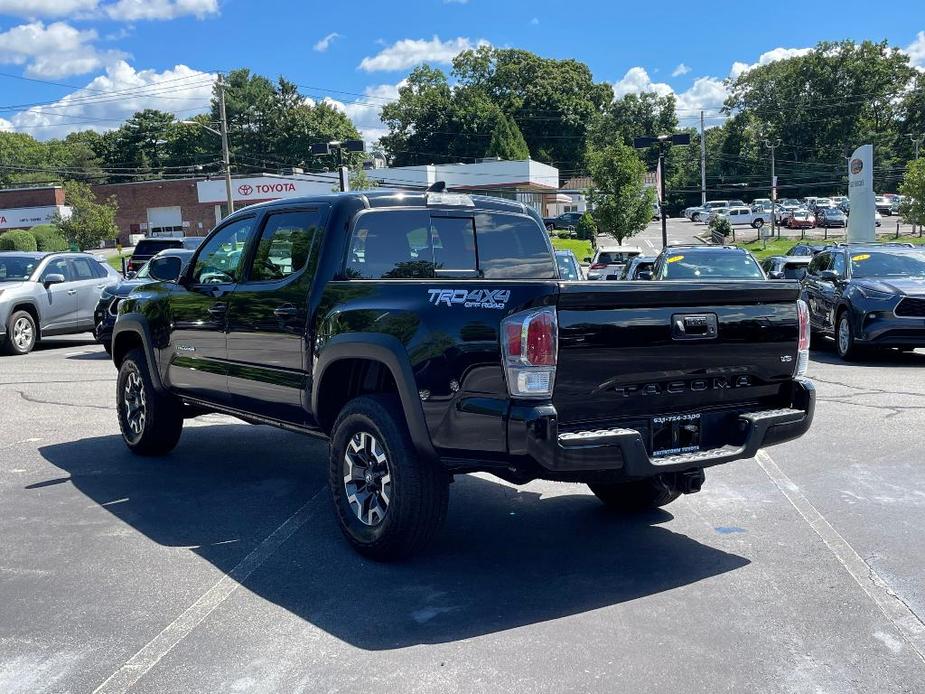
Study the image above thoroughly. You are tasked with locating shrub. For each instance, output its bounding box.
[575,212,597,241]
[30,224,69,252]
[0,230,38,251]
[557,231,572,239]
[709,216,733,237]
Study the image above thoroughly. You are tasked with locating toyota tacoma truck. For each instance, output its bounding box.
[110,189,815,560]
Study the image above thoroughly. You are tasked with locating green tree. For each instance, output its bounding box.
[55,181,119,250]
[575,211,597,243]
[485,112,530,160]
[899,158,925,226]
[586,143,654,245]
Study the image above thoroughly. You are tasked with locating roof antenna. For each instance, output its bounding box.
[426,181,446,193]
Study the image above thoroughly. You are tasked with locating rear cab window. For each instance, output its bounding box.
[133,239,183,257]
[344,208,554,280]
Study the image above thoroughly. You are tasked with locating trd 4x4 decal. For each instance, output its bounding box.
[427,288,511,309]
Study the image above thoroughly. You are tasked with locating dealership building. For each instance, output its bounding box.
[0,159,563,246]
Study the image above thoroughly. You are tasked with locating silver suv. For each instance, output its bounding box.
[0,251,121,355]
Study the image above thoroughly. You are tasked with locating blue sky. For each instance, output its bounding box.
[1,0,923,141]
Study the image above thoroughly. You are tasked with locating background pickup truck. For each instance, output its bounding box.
[110,189,815,560]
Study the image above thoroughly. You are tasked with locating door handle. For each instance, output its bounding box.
[273,305,298,318]
[67,289,78,295]
[207,303,227,316]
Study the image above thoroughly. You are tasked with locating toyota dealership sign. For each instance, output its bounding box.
[197,175,336,204]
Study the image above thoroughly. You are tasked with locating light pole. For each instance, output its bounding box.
[908,133,924,160]
[634,133,691,249]
[764,138,781,238]
[310,140,366,192]
[180,73,234,216]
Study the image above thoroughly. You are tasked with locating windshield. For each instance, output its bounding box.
[850,251,925,279]
[556,254,580,280]
[597,251,638,264]
[0,256,37,281]
[659,252,764,280]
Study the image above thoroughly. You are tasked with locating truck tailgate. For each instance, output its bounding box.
[554,281,801,430]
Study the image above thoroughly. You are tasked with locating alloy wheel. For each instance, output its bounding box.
[12,316,33,351]
[343,431,392,526]
[123,370,147,439]
[838,316,851,355]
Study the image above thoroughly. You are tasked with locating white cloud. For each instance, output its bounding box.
[0,21,126,78]
[0,117,12,132]
[322,81,404,145]
[0,0,99,17]
[612,67,673,98]
[906,31,925,70]
[729,46,811,79]
[443,0,468,4]
[530,17,539,25]
[671,63,690,77]
[358,35,487,72]
[103,0,219,21]
[10,61,215,139]
[313,32,341,52]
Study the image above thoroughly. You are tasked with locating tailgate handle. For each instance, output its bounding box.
[672,313,717,340]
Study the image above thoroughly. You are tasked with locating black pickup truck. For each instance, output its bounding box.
[111,190,815,559]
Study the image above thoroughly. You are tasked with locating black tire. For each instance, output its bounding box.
[102,341,113,356]
[116,348,183,455]
[3,310,37,355]
[835,309,860,361]
[752,218,764,229]
[329,395,449,561]
[588,476,682,512]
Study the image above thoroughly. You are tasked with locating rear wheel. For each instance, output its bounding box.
[588,476,683,512]
[3,310,37,355]
[752,218,764,229]
[329,395,449,561]
[117,348,183,455]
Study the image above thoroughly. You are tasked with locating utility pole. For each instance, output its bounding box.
[217,73,234,215]
[634,133,691,249]
[909,133,924,160]
[700,110,707,205]
[765,138,781,238]
[658,152,668,248]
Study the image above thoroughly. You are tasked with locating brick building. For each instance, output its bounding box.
[0,185,71,232]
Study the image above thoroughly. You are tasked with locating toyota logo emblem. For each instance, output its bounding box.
[850,158,863,175]
[238,184,253,196]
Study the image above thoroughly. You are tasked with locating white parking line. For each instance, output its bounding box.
[92,488,327,693]
[756,449,925,664]
[644,239,654,249]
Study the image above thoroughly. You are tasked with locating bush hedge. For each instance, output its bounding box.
[0,230,38,251]
[575,212,597,242]
[30,224,69,252]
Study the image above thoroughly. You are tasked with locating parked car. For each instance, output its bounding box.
[554,249,584,280]
[787,242,831,256]
[619,255,656,280]
[718,206,772,229]
[545,212,584,230]
[689,200,745,222]
[801,243,925,359]
[94,249,195,353]
[777,204,805,224]
[811,198,833,211]
[786,211,817,230]
[126,236,204,274]
[109,189,814,559]
[652,245,766,280]
[586,245,643,280]
[815,207,847,228]
[875,196,894,216]
[0,251,121,355]
[761,256,812,280]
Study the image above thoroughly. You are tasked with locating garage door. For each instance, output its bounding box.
[147,206,183,236]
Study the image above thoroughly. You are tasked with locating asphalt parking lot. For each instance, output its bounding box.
[2,331,925,692]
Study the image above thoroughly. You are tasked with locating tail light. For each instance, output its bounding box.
[795,299,810,377]
[589,262,607,270]
[501,306,558,399]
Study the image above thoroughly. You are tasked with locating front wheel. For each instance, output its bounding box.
[329,395,449,561]
[117,348,183,455]
[588,476,683,512]
[752,218,764,229]
[3,310,37,355]
[836,311,860,360]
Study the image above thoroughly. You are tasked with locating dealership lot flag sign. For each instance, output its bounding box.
[847,145,875,243]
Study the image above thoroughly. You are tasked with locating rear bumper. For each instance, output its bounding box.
[509,379,815,478]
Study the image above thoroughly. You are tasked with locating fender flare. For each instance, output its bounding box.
[111,314,166,392]
[313,333,438,463]
[5,299,41,333]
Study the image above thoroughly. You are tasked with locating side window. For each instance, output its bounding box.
[831,252,846,277]
[809,252,831,275]
[345,210,432,279]
[92,260,109,278]
[191,217,256,285]
[474,213,556,279]
[248,210,322,282]
[71,257,95,280]
[40,258,71,282]
[431,216,477,277]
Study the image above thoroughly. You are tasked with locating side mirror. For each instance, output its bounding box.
[768,270,784,280]
[42,273,65,287]
[149,257,183,283]
[583,256,592,263]
[125,271,137,280]
[637,271,653,281]
[817,270,838,282]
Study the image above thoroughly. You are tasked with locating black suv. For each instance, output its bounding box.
[110,191,813,559]
[126,237,203,274]
[801,243,925,359]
